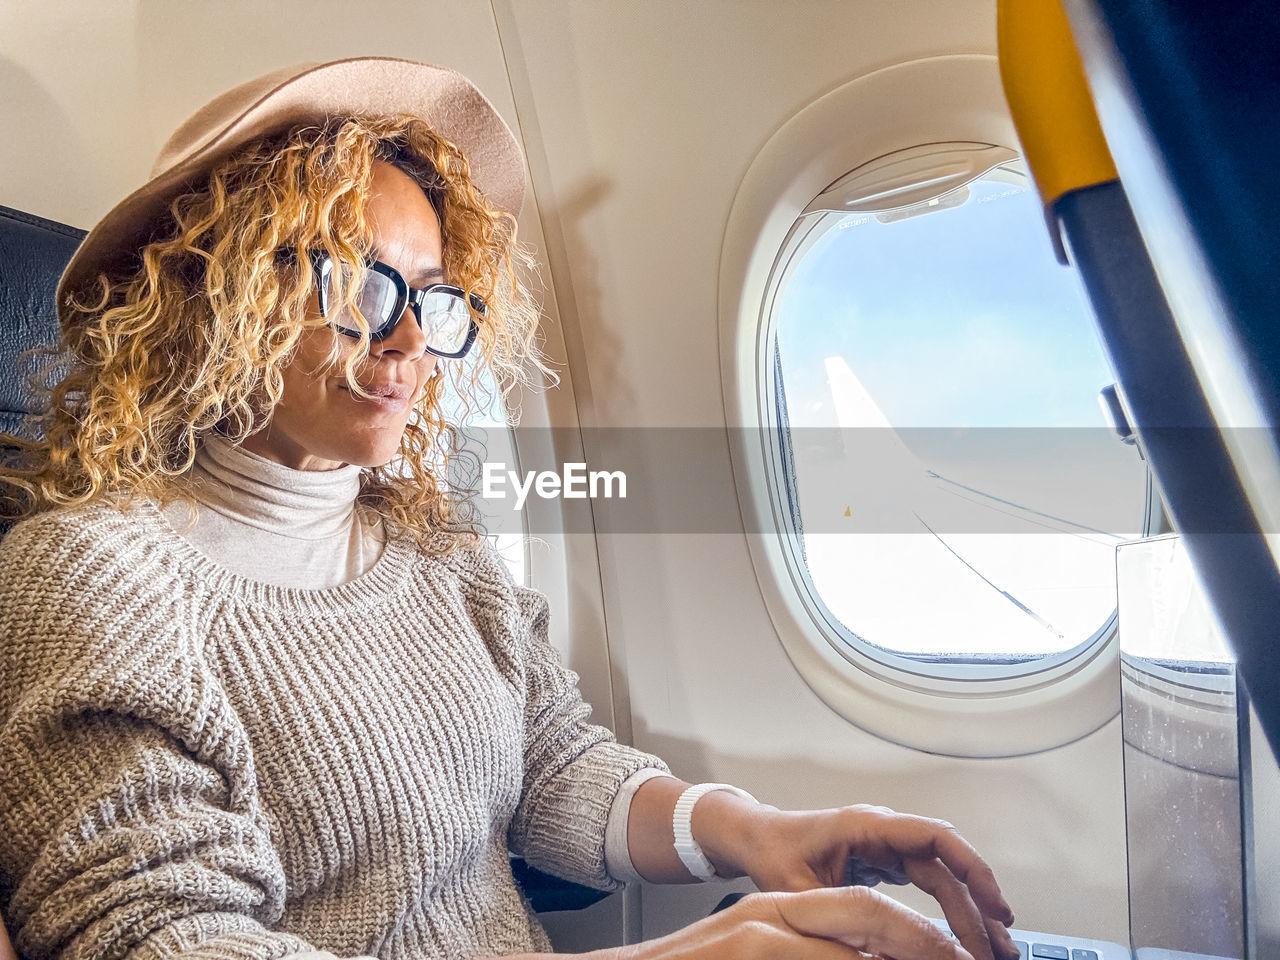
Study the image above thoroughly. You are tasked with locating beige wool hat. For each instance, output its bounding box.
[57,56,525,309]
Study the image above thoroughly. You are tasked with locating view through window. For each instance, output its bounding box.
[774,163,1148,662]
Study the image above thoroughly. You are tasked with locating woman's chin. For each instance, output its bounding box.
[337,436,406,470]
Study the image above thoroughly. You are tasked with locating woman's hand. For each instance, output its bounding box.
[608,887,977,960]
[694,798,1019,960]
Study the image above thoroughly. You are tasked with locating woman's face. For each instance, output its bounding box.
[242,160,443,471]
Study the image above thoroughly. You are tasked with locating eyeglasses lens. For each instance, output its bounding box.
[359,275,402,335]
[420,290,472,354]
[325,268,401,336]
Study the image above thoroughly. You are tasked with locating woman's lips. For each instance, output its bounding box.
[337,384,412,413]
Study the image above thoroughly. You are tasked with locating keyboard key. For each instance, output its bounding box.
[1031,946,1070,960]
[1071,952,1098,960]
[1013,942,1029,960]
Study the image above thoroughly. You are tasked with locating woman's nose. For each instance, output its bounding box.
[374,303,428,360]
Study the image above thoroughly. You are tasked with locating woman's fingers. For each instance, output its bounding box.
[634,887,986,960]
[767,886,975,960]
[900,856,1022,960]
[729,803,1017,959]
[986,915,1023,960]
[904,857,996,960]
[854,808,1014,927]
[904,818,1014,927]
[744,928,902,960]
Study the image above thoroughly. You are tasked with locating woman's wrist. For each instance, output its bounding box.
[624,777,772,884]
[688,787,773,880]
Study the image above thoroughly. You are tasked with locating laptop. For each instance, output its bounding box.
[939,534,1278,960]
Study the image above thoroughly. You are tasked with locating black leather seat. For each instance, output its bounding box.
[0,205,84,442]
[0,205,84,543]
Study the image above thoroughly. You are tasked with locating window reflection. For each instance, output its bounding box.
[1118,535,1242,959]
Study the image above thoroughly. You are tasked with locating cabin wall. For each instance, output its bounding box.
[0,0,1130,948]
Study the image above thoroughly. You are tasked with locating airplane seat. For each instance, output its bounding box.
[0,204,84,545]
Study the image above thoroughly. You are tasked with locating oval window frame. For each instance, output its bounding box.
[719,54,1146,756]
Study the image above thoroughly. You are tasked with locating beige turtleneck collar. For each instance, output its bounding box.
[161,435,385,589]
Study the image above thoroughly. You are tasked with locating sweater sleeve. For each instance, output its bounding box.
[470,551,670,892]
[0,512,315,960]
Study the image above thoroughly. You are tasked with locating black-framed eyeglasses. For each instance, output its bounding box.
[306,249,483,359]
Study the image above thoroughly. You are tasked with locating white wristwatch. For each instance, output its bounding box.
[672,782,757,881]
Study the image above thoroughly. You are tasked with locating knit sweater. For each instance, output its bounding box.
[159,437,664,887]
[0,501,668,960]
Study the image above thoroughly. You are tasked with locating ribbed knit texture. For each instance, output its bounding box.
[0,503,667,960]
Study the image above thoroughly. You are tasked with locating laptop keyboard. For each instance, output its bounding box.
[931,918,1118,960]
[1018,941,1099,960]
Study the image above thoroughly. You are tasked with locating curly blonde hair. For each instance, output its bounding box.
[0,115,550,552]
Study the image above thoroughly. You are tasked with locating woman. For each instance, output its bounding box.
[0,59,1018,960]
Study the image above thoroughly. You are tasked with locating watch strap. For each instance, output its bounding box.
[672,782,757,881]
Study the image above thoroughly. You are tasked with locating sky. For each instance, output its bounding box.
[777,175,1116,430]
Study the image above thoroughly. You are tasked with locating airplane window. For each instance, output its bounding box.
[773,160,1149,667]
